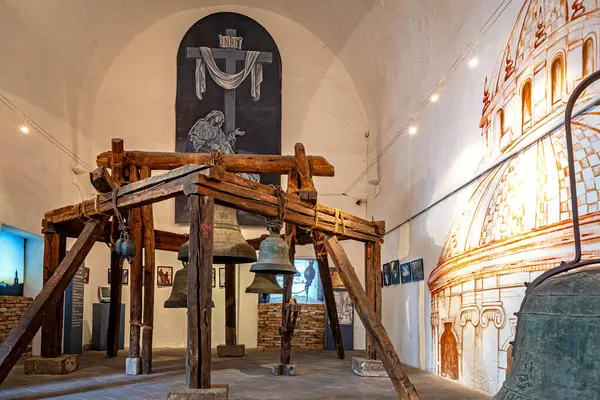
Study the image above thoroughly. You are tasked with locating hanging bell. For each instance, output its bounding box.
[250,229,297,275]
[213,205,257,264]
[164,262,189,308]
[245,273,284,294]
[164,242,189,308]
[120,232,136,261]
[495,267,600,399]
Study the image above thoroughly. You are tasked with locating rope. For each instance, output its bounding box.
[333,209,347,236]
[210,151,224,166]
[94,194,112,217]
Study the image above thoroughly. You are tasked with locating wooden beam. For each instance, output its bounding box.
[188,195,214,389]
[365,242,382,360]
[107,139,125,358]
[90,166,118,193]
[41,232,66,358]
[128,166,143,364]
[141,166,156,375]
[107,249,123,358]
[313,231,344,359]
[294,143,317,202]
[0,220,102,385]
[325,236,420,400]
[224,263,236,346]
[96,150,335,177]
[280,223,296,365]
[44,165,383,242]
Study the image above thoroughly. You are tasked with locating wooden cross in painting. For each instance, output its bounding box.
[186,29,273,134]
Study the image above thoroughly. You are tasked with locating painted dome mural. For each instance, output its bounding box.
[428,0,600,394]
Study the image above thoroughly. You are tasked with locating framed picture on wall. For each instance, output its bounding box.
[157,266,173,287]
[391,260,400,284]
[83,267,90,284]
[212,268,216,288]
[400,262,412,284]
[108,268,129,285]
[219,268,225,288]
[383,263,391,286]
[411,259,424,282]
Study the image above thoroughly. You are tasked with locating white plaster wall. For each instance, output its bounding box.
[86,6,368,349]
[366,0,525,370]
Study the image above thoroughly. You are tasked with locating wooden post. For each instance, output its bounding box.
[280,223,296,365]
[128,165,143,369]
[107,138,124,358]
[365,241,382,360]
[140,166,156,375]
[0,220,102,384]
[41,231,66,358]
[313,231,344,359]
[325,236,420,400]
[225,263,236,346]
[188,195,214,389]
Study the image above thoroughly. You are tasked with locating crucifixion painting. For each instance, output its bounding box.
[175,12,282,225]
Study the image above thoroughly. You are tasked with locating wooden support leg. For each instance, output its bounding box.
[225,263,236,346]
[0,220,101,384]
[141,166,156,375]
[325,236,419,400]
[128,166,143,373]
[107,246,123,357]
[188,195,214,389]
[365,242,382,360]
[280,224,296,365]
[41,232,66,358]
[313,231,344,359]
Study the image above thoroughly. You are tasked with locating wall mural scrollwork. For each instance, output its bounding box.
[459,304,480,327]
[480,301,506,329]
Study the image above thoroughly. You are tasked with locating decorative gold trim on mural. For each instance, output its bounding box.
[480,301,506,329]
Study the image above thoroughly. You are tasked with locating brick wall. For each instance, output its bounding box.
[257,303,324,349]
[0,296,33,356]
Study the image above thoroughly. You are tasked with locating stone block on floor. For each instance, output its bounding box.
[351,357,387,377]
[216,344,245,357]
[272,363,296,376]
[167,383,228,400]
[24,354,79,375]
[126,357,142,375]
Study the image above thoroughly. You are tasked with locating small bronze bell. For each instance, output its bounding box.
[213,205,257,264]
[245,273,284,294]
[250,229,297,275]
[164,242,189,308]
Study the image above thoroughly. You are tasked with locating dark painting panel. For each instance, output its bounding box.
[175,12,282,225]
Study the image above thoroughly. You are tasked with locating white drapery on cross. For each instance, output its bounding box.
[195,46,263,101]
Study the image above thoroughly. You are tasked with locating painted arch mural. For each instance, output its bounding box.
[428,0,600,394]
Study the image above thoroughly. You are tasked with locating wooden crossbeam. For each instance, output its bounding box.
[44,165,384,243]
[325,236,420,400]
[0,220,102,384]
[96,151,335,176]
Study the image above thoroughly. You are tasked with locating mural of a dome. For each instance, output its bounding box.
[427,0,600,394]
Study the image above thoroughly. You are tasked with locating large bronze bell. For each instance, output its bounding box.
[250,229,297,275]
[495,267,600,399]
[213,204,257,264]
[245,273,284,294]
[164,243,189,308]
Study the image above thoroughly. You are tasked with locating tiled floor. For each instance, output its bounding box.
[0,349,491,399]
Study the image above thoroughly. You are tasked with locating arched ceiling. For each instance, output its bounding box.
[0,0,477,137]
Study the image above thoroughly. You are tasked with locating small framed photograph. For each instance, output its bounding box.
[391,260,400,285]
[381,270,384,287]
[400,262,412,283]
[157,266,173,287]
[219,268,226,288]
[212,268,216,288]
[108,268,129,285]
[411,259,424,282]
[83,267,90,284]
[383,263,391,286]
